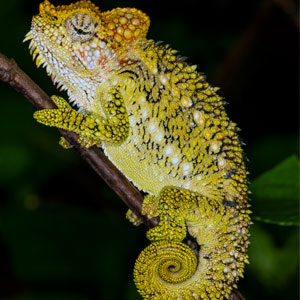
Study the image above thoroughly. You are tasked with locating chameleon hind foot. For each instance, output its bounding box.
[126,209,143,226]
[144,188,188,243]
[59,136,73,149]
[126,194,159,226]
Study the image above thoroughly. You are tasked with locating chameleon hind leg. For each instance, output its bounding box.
[127,188,189,242]
[33,87,129,148]
[134,187,199,299]
[144,187,192,242]
[134,188,251,300]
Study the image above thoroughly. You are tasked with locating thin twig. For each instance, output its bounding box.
[272,0,300,30]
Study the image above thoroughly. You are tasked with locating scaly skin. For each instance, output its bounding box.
[26,1,250,299]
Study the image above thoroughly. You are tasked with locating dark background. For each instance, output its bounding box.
[0,0,298,299]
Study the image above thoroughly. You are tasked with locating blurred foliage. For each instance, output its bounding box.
[251,155,299,225]
[0,0,298,299]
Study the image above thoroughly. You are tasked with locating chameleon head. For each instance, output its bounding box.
[25,0,150,104]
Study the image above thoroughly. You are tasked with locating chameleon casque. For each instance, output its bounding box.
[25,1,251,299]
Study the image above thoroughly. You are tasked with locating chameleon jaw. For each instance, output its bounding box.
[25,29,69,93]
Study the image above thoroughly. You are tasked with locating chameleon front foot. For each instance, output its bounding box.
[34,96,100,147]
[34,94,126,148]
[34,91,129,147]
[33,95,73,126]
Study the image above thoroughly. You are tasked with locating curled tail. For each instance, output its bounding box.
[134,241,197,299]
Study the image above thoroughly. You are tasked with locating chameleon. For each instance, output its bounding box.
[25,1,251,299]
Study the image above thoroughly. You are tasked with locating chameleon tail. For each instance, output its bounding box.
[134,240,198,300]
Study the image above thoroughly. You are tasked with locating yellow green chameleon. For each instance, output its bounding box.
[25,1,251,299]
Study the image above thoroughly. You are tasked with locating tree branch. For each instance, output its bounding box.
[0,51,245,300]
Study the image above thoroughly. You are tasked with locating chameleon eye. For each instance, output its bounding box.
[65,12,98,42]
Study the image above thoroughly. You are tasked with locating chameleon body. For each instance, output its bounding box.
[26,1,250,299]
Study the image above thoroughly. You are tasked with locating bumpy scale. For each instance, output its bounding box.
[26,1,250,299]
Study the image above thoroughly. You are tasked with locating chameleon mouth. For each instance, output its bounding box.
[24,31,47,69]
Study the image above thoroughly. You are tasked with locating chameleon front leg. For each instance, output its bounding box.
[33,87,129,147]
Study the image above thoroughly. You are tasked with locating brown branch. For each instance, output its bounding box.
[0,51,245,300]
[229,289,246,300]
[272,0,300,30]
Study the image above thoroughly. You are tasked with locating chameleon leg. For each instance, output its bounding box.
[134,187,198,300]
[33,87,129,147]
[145,187,189,242]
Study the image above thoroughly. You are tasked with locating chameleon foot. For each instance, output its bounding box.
[59,136,73,149]
[126,209,143,226]
[34,92,129,147]
[126,194,160,226]
[144,188,189,242]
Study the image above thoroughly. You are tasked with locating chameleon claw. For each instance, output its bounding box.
[59,136,73,149]
[50,95,72,109]
[126,209,143,226]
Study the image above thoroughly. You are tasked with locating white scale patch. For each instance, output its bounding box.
[154,130,164,143]
[148,121,157,133]
[184,181,192,188]
[182,162,193,176]
[170,154,181,166]
[164,145,174,156]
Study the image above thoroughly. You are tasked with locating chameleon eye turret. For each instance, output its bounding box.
[65,12,99,42]
[26,1,250,299]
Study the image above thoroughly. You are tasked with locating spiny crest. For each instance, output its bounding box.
[38,0,100,21]
[37,0,150,46]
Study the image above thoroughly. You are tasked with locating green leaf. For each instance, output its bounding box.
[251,155,299,226]
[247,224,299,290]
